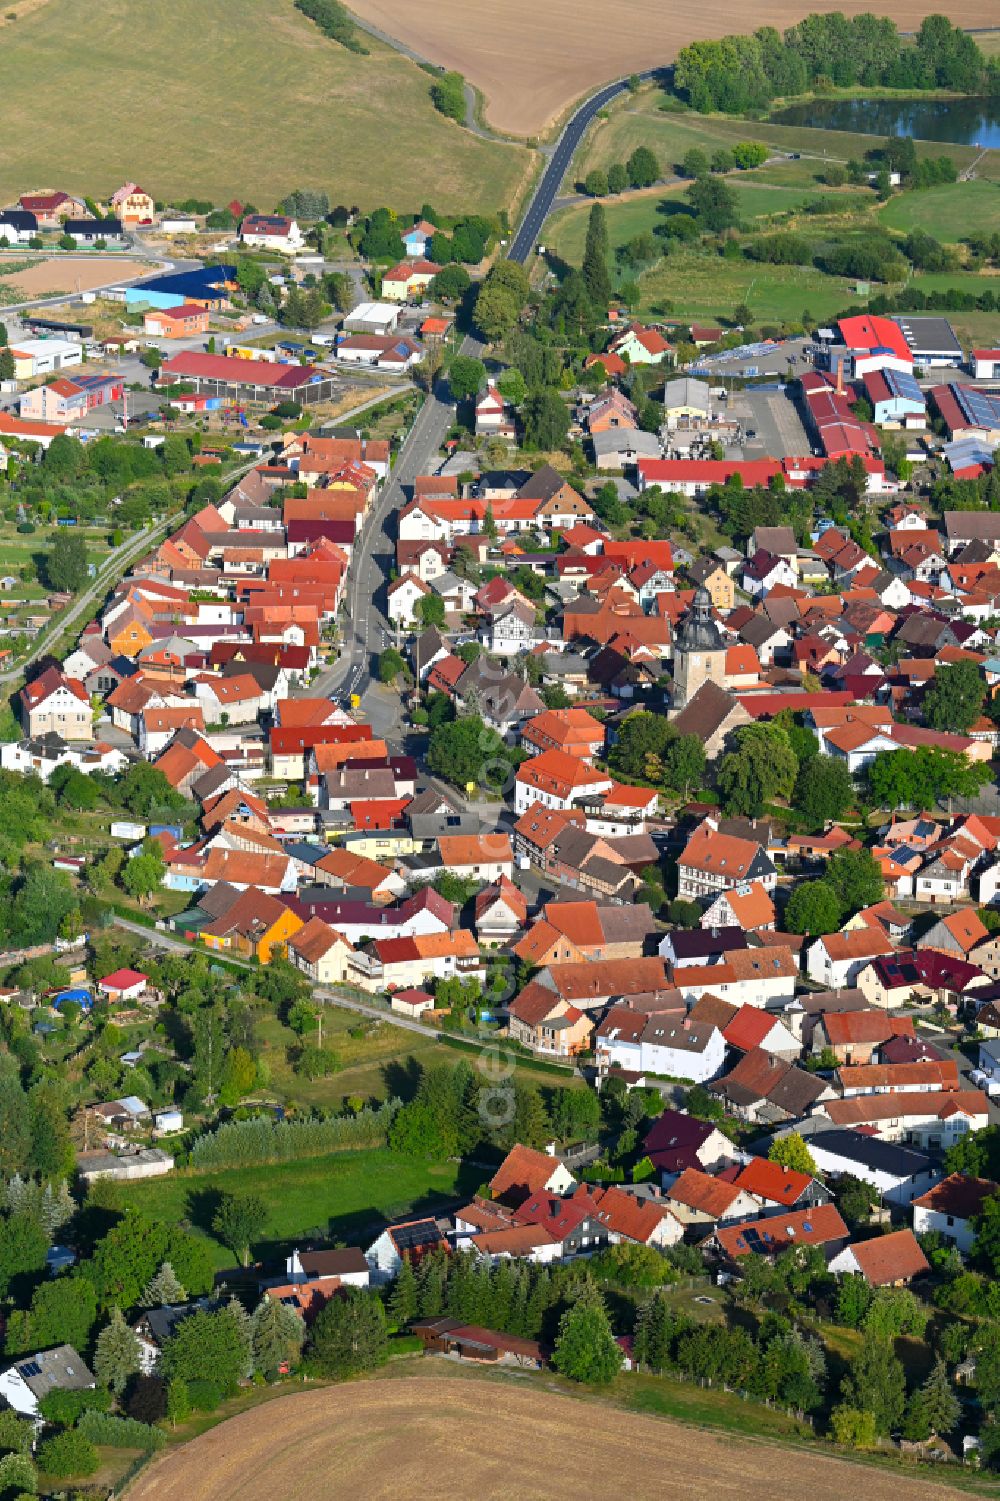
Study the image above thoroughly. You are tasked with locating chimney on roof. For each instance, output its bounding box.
[835,360,844,396]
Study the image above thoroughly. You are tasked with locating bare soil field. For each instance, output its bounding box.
[0,257,148,296]
[346,0,1000,136]
[127,1374,972,1501]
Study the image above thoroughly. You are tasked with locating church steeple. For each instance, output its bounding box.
[672,587,726,709]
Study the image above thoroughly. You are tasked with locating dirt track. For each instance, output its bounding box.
[346,0,1000,136]
[127,1375,971,1501]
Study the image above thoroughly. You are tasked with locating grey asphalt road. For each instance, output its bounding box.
[315,71,657,724]
[508,71,655,263]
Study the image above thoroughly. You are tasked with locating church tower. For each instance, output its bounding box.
[672,586,726,710]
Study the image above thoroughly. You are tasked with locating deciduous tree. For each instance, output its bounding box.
[552,1283,622,1384]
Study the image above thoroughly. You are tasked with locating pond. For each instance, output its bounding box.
[771,95,1000,148]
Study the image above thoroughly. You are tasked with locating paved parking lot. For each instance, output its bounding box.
[730,387,814,460]
[693,335,815,380]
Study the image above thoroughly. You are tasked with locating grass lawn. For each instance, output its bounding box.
[637,245,857,325]
[879,179,1000,240]
[617,1370,810,1441]
[0,0,530,214]
[256,1010,585,1112]
[256,1010,442,1110]
[910,268,1000,299]
[947,310,1000,350]
[549,180,828,263]
[119,1148,478,1269]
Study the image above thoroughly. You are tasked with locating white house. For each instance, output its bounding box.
[239,214,304,254]
[911,1172,999,1256]
[478,599,539,657]
[595,1007,726,1085]
[814,1090,989,1151]
[285,1247,370,1287]
[513,750,612,816]
[806,929,894,989]
[365,1219,445,1283]
[790,1127,940,1207]
[475,383,510,436]
[387,572,431,627]
[0,1345,95,1418]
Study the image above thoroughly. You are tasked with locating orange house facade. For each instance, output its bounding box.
[199,903,303,965]
[144,303,211,339]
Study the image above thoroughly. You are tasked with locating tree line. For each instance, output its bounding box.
[673,13,998,114]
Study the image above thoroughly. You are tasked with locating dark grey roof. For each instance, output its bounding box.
[674,588,723,653]
[138,1298,220,1346]
[197,880,243,918]
[792,988,868,1016]
[807,1127,932,1178]
[517,463,568,503]
[667,927,748,961]
[296,1246,368,1277]
[767,1067,826,1118]
[64,218,122,235]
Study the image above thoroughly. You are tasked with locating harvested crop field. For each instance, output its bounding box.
[0,257,148,296]
[347,0,1000,137]
[128,1375,970,1501]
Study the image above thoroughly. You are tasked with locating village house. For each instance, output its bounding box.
[829,1228,929,1286]
[676,820,777,902]
[19,667,92,741]
[507,989,593,1058]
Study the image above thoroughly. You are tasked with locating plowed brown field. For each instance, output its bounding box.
[0,257,148,295]
[347,0,1000,136]
[127,1376,970,1501]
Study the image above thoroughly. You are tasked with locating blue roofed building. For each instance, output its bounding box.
[125,264,238,311]
[862,366,926,429]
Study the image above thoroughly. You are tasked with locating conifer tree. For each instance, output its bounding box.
[94,1307,142,1394]
[581,203,612,312]
[388,1256,417,1327]
[141,1262,187,1308]
[250,1295,304,1377]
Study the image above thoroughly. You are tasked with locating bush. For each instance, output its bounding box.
[293,0,367,53]
[77,1409,165,1451]
[126,1373,167,1424]
[38,1387,112,1425]
[37,1429,98,1478]
[431,70,466,122]
[186,1378,223,1412]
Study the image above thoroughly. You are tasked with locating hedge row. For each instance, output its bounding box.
[188,1100,400,1168]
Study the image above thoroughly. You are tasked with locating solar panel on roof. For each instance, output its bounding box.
[17,1360,41,1378]
[883,367,923,404]
[391,1221,439,1252]
[955,385,1000,429]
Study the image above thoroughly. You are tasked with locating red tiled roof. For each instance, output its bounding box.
[846,1227,929,1286]
[732,1156,812,1207]
[714,1202,848,1257]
